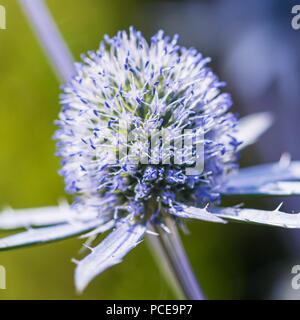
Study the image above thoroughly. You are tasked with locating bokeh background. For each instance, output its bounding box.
[0,0,300,299]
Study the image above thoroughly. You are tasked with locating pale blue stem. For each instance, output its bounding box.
[18,0,205,300]
[19,0,75,83]
[148,218,205,300]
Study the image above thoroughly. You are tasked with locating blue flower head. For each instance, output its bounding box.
[2,27,300,294]
[55,27,239,222]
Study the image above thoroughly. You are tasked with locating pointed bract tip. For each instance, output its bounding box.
[274,202,284,212]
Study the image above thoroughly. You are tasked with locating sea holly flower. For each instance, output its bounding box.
[3,2,300,298]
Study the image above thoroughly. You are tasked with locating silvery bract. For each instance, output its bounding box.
[1,28,300,293]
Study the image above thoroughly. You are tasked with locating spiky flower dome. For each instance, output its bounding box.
[55,27,240,225]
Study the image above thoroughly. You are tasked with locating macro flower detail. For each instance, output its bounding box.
[2,26,300,295]
[55,27,239,222]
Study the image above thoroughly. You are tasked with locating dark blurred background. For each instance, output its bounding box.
[0,0,300,299]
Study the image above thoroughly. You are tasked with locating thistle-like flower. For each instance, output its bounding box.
[2,27,300,294]
[55,27,239,224]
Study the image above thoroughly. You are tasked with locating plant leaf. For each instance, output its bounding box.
[169,204,226,224]
[235,112,273,150]
[210,206,300,228]
[222,181,300,196]
[75,221,146,293]
[0,205,98,230]
[0,220,100,250]
[224,161,300,190]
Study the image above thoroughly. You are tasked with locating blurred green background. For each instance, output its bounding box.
[0,0,299,300]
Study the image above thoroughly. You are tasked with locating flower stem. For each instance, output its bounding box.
[18,0,75,83]
[147,218,205,300]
